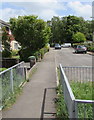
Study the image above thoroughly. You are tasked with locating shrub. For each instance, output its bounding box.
[0,68,7,72]
[19,48,34,62]
[11,50,19,56]
[34,51,41,61]
[2,50,12,58]
[72,32,86,43]
[40,48,45,59]
[19,44,50,62]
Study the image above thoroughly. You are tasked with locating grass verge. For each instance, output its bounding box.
[55,67,69,118]
[3,87,23,110]
[56,85,69,119]
[70,81,94,119]
[70,81,94,100]
[56,67,94,119]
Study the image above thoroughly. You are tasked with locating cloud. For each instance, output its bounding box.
[0,8,27,21]
[67,1,92,19]
[38,9,58,20]
[1,1,92,22]
[1,1,66,21]
[2,0,93,2]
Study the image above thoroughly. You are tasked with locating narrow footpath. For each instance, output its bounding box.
[2,48,57,119]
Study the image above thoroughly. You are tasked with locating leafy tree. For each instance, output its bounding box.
[72,32,86,43]
[10,15,51,61]
[49,16,63,44]
[2,27,11,57]
[49,15,89,44]
[61,16,87,43]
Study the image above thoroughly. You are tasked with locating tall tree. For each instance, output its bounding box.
[10,15,51,61]
[50,16,63,44]
[2,27,11,57]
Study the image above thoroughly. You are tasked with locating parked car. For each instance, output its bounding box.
[61,43,71,48]
[55,43,61,49]
[75,45,87,53]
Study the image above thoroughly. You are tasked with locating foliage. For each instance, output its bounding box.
[34,45,49,61]
[18,47,33,61]
[49,16,63,44]
[0,68,7,72]
[3,87,22,109]
[70,81,93,100]
[2,49,11,58]
[72,32,86,43]
[56,67,69,118]
[70,81,94,119]
[48,15,92,44]
[2,27,12,58]
[1,68,26,109]
[56,85,69,118]
[11,50,19,56]
[10,15,51,61]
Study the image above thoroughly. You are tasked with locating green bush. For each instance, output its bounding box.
[56,85,69,118]
[34,51,41,61]
[19,48,34,62]
[2,50,12,58]
[0,68,7,72]
[72,32,86,43]
[40,48,44,59]
[19,44,50,62]
[11,50,19,56]
[70,81,94,119]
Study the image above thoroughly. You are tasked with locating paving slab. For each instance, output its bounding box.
[2,49,57,119]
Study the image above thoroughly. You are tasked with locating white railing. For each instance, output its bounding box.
[62,66,92,83]
[59,64,94,119]
[0,61,26,108]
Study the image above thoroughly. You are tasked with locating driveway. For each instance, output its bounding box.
[55,47,92,67]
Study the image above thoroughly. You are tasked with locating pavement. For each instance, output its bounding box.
[87,51,94,56]
[2,49,57,119]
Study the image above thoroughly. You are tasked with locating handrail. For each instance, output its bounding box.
[59,64,94,118]
[75,99,94,103]
[0,61,24,75]
[60,64,75,100]
[62,66,92,68]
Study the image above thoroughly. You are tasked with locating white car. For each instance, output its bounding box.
[61,43,71,48]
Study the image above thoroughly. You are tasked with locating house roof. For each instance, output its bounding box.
[0,19,10,27]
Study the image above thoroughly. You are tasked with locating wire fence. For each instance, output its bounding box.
[0,62,26,108]
[59,64,94,119]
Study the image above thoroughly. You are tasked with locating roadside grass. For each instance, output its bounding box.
[56,67,69,118]
[70,81,94,119]
[2,63,38,109]
[27,66,37,81]
[11,55,20,59]
[0,68,7,72]
[1,71,26,110]
[56,67,94,119]
[70,81,93,100]
[56,85,69,118]
[3,87,22,110]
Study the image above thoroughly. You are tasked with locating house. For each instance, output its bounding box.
[0,19,20,51]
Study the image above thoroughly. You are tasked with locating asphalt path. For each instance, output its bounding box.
[1,48,93,119]
[54,47,92,67]
[54,47,92,82]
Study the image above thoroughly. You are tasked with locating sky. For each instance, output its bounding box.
[0,0,93,22]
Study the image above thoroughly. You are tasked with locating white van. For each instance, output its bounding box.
[61,43,71,48]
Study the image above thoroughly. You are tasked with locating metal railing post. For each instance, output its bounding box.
[10,69,14,93]
[75,101,78,118]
